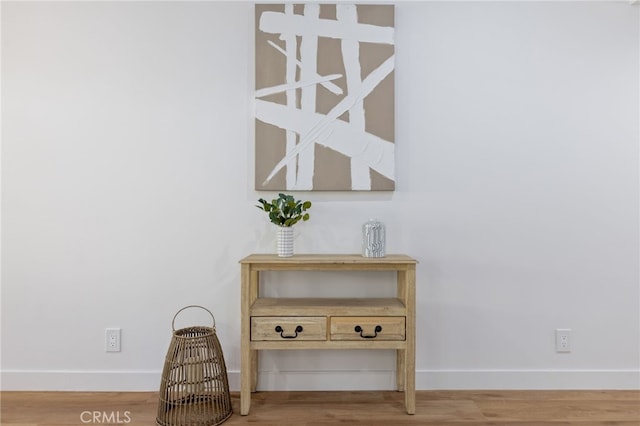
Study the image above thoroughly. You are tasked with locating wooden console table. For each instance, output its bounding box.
[240,254,417,415]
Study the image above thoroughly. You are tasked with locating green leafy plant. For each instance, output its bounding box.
[256,193,312,227]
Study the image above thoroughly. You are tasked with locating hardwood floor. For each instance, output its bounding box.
[1,390,638,425]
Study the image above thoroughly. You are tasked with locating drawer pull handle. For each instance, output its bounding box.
[354,325,382,338]
[275,325,303,339]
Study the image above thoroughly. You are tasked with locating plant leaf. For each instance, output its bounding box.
[257,193,312,227]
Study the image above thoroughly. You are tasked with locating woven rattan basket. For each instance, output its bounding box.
[156,306,232,426]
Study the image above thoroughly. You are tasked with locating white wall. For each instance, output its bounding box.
[2,1,638,391]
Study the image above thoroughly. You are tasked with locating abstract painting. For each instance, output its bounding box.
[255,4,395,191]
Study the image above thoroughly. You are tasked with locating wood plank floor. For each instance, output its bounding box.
[1,390,638,425]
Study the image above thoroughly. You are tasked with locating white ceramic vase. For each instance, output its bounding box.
[276,226,294,257]
[362,219,386,258]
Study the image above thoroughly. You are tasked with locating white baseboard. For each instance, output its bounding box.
[0,370,162,392]
[2,369,638,392]
[416,369,640,390]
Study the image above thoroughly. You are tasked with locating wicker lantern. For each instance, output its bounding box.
[156,306,232,426]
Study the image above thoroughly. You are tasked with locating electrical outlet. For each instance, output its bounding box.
[555,329,571,353]
[106,328,121,352]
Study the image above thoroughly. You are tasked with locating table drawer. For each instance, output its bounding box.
[251,316,327,341]
[330,316,405,341]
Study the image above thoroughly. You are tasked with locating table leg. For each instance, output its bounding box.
[404,344,415,414]
[396,349,405,391]
[240,263,252,415]
[240,349,251,415]
[404,266,416,414]
[396,270,408,394]
[251,350,258,392]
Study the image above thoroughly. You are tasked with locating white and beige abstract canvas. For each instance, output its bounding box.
[255,4,395,191]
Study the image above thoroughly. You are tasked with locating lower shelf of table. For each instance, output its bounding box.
[250,340,407,350]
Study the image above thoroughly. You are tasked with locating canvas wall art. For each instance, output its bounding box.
[255,4,395,191]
